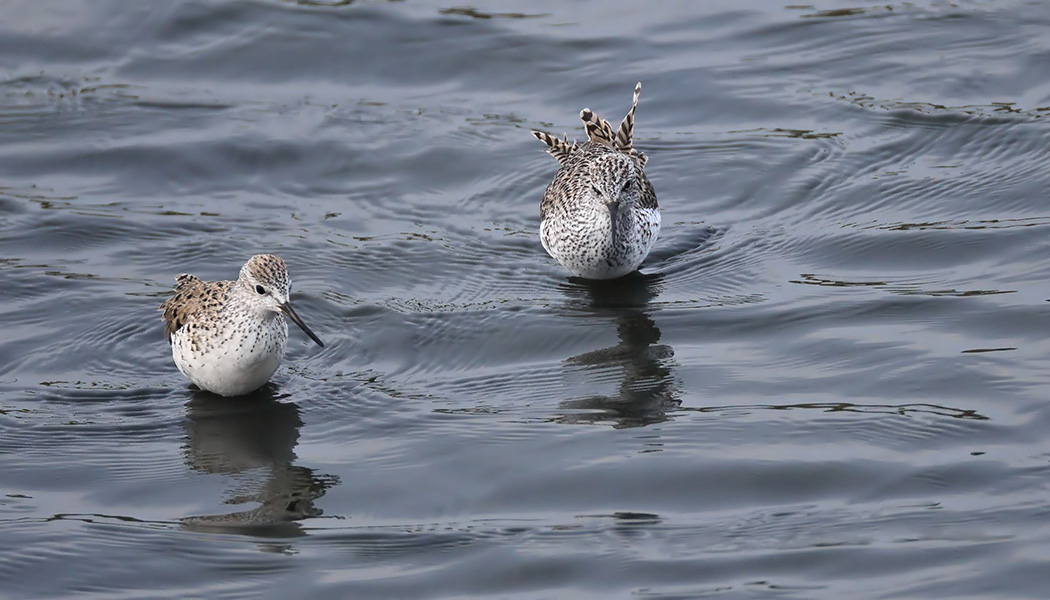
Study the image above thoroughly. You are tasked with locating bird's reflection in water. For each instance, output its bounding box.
[180,385,337,537]
[554,272,680,429]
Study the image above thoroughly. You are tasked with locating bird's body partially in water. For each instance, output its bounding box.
[533,83,660,279]
[159,254,324,397]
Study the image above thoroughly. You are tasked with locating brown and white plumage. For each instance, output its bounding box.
[532,83,660,279]
[159,254,324,397]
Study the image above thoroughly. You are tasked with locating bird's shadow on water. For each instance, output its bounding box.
[552,271,681,429]
[179,386,339,539]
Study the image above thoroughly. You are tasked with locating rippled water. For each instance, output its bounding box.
[3,1,1050,598]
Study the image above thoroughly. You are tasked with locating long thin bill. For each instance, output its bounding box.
[608,201,620,249]
[281,302,325,347]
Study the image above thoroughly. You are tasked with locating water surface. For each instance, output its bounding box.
[2,1,1050,598]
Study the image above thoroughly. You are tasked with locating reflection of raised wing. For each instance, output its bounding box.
[180,389,338,536]
[553,274,681,429]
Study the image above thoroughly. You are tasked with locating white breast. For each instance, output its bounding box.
[170,317,288,397]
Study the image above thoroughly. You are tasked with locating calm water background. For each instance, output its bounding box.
[2,1,1049,598]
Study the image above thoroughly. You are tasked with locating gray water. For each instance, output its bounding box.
[2,1,1050,598]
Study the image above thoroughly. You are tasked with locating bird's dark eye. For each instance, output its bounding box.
[591,184,602,196]
[255,285,266,295]
[622,180,635,193]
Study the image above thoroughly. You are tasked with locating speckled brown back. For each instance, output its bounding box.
[159,274,234,342]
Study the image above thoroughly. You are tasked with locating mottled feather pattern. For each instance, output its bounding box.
[535,156,653,225]
[614,82,642,153]
[158,254,322,397]
[530,130,578,166]
[580,107,616,146]
[160,275,233,341]
[245,254,289,292]
[531,83,660,280]
[539,143,656,222]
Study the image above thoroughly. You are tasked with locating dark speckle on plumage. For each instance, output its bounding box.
[531,83,661,280]
[158,254,323,397]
